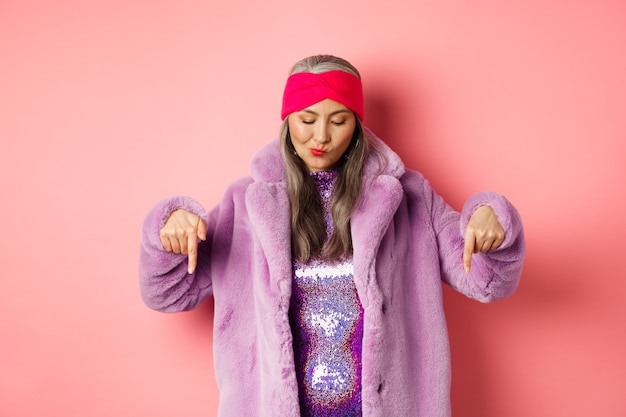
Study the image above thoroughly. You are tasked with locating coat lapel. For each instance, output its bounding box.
[351,174,404,306]
[245,181,293,309]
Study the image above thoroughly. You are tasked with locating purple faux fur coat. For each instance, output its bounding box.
[139,131,525,417]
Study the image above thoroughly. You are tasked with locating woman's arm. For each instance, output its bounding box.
[139,195,214,312]
[430,187,526,302]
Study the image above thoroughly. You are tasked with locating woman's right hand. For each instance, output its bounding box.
[159,209,207,274]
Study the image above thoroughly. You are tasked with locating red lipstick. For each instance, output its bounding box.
[311,148,325,156]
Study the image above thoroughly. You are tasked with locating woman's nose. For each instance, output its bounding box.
[313,123,330,143]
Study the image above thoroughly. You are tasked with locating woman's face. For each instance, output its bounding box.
[288,98,356,172]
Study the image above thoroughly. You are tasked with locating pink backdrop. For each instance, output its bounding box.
[1,1,625,416]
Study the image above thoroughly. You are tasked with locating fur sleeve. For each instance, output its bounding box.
[430,186,525,302]
[138,195,214,312]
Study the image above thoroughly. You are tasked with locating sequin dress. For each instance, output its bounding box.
[289,169,364,417]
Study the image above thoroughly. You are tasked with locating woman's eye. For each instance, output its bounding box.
[332,120,346,125]
[301,120,315,125]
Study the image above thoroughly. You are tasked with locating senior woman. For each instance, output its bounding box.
[139,54,525,417]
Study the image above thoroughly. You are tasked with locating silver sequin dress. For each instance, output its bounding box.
[289,169,364,417]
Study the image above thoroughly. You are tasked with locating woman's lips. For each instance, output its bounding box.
[311,148,325,156]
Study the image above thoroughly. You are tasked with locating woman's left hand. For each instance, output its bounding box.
[463,205,505,272]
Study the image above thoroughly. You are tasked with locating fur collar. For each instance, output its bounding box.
[245,128,406,311]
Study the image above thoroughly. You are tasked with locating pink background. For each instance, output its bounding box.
[1,1,625,416]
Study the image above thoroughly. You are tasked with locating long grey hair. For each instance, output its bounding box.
[280,54,384,262]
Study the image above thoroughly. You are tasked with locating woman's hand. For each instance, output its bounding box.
[159,209,207,274]
[463,205,505,273]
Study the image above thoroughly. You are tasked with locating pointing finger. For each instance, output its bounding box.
[187,216,206,274]
[187,231,198,274]
[463,228,475,273]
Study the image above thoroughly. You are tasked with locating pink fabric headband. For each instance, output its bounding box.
[281,70,364,121]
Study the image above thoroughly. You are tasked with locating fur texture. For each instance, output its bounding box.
[139,130,525,416]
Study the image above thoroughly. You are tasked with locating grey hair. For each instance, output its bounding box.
[280,54,385,262]
[288,54,361,78]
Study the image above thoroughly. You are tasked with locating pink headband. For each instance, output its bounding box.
[281,70,364,121]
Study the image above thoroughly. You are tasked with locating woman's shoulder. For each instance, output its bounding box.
[249,139,285,183]
[221,176,256,200]
[397,169,432,200]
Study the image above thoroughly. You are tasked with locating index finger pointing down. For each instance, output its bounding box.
[187,233,198,274]
[463,229,475,273]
